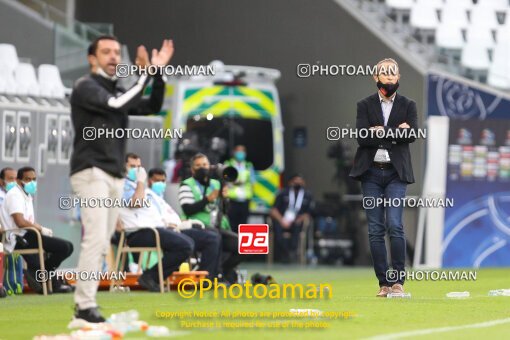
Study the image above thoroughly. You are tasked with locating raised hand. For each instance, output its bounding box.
[135,45,150,67]
[151,39,174,66]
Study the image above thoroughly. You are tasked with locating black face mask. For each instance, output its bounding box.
[193,167,209,185]
[293,184,303,191]
[377,80,399,98]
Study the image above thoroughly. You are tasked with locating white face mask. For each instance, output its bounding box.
[96,66,118,81]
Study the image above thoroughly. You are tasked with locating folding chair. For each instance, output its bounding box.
[1,227,51,295]
[110,227,164,293]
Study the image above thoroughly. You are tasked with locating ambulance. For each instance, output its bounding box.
[156,61,285,214]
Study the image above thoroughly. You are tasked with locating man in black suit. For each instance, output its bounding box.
[349,58,417,297]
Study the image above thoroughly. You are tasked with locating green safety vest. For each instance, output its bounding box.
[224,159,254,201]
[180,177,230,230]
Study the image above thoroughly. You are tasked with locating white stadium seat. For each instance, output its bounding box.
[477,0,509,10]
[0,43,20,73]
[461,42,491,71]
[465,26,496,49]
[487,29,510,89]
[386,0,413,11]
[440,4,469,27]
[443,0,474,8]
[0,62,17,95]
[415,0,444,10]
[470,4,500,29]
[436,25,464,49]
[14,62,40,96]
[410,3,439,30]
[38,64,66,98]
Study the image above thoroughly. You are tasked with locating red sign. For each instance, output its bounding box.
[238,224,269,254]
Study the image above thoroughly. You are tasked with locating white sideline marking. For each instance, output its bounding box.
[367,317,510,339]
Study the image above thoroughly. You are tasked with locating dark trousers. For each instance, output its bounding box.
[181,228,221,278]
[210,228,243,283]
[16,230,74,272]
[127,228,193,280]
[361,167,407,287]
[273,220,303,262]
[227,200,250,233]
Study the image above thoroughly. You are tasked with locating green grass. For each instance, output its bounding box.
[1,265,510,339]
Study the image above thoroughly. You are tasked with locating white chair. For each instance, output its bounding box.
[386,0,414,26]
[415,0,443,9]
[466,26,496,49]
[0,62,17,95]
[461,42,491,81]
[410,3,439,43]
[38,64,66,98]
[0,44,19,73]
[440,4,469,27]
[487,36,510,89]
[470,4,500,29]
[14,63,40,96]
[477,0,509,10]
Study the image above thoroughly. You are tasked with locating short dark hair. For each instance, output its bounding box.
[190,153,208,165]
[87,35,119,56]
[17,166,35,180]
[0,167,14,180]
[125,152,140,162]
[148,168,166,178]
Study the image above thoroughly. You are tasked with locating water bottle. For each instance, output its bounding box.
[387,293,411,299]
[146,326,171,337]
[446,291,470,298]
[488,289,510,296]
[209,207,218,228]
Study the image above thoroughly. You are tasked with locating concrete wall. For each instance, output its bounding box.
[75,0,426,199]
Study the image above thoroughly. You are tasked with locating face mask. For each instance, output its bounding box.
[127,167,137,181]
[377,80,399,97]
[5,182,16,191]
[151,181,167,196]
[234,151,246,162]
[293,184,303,191]
[193,167,209,184]
[23,181,37,195]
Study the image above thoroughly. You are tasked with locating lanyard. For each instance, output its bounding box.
[288,189,304,212]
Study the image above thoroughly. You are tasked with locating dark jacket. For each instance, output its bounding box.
[349,92,418,184]
[70,73,165,178]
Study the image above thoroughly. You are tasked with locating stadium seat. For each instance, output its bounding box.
[0,62,17,95]
[14,62,40,96]
[385,0,413,26]
[470,5,500,29]
[38,64,66,98]
[443,0,474,8]
[410,3,439,43]
[466,26,496,49]
[487,36,510,89]
[477,0,509,10]
[0,43,19,73]
[436,25,464,66]
[440,4,469,27]
[415,0,444,10]
[461,42,491,81]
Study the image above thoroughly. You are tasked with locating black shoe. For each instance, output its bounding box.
[74,306,105,323]
[52,279,74,293]
[138,272,161,292]
[24,269,44,294]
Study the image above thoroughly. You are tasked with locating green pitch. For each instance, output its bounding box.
[1,266,509,339]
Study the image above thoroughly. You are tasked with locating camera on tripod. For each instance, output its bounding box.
[209,163,238,183]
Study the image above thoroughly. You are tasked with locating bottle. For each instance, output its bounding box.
[488,289,510,296]
[387,293,411,299]
[446,291,470,298]
[146,326,171,337]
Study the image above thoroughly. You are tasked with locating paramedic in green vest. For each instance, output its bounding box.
[179,153,243,284]
[225,145,256,233]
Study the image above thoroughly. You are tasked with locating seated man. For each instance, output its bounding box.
[146,167,221,278]
[179,153,242,284]
[0,167,17,207]
[119,153,218,291]
[0,166,73,293]
[270,174,314,263]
